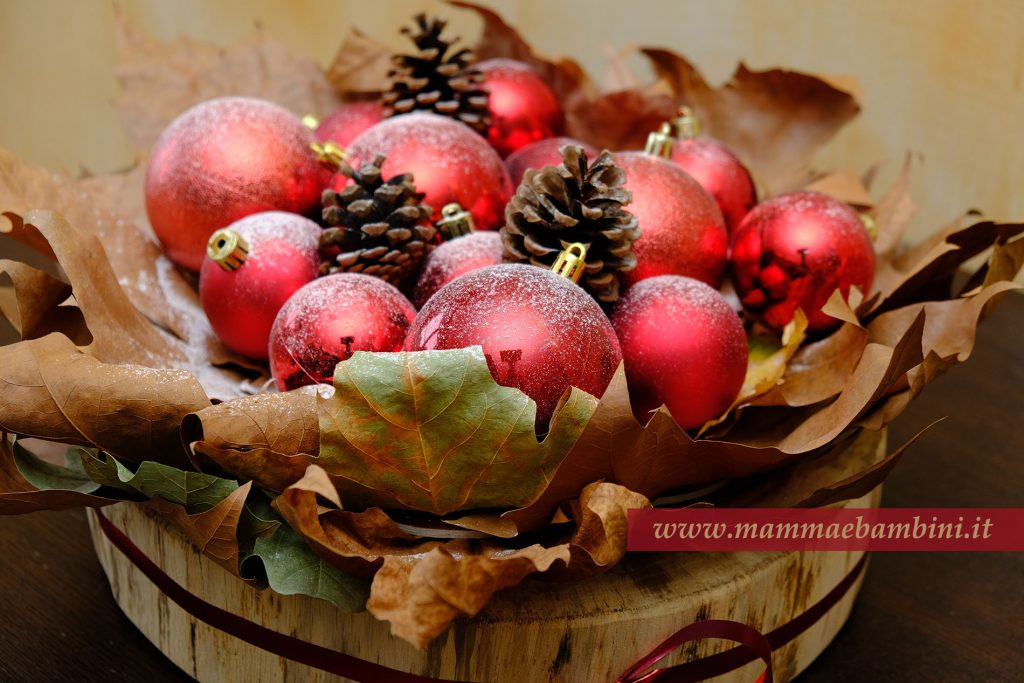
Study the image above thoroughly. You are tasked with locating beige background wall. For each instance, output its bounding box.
[1,0,1023,254]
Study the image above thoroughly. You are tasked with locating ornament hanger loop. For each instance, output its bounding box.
[672,106,703,139]
[644,123,675,159]
[206,228,249,272]
[310,140,348,170]
[437,202,476,240]
[551,242,589,283]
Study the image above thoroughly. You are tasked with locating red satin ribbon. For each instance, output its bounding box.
[95,509,866,683]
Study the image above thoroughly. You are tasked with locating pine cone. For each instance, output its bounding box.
[320,154,436,287]
[501,146,640,303]
[382,14,490,135]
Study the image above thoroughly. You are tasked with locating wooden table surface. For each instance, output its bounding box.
[1,292,1021,683]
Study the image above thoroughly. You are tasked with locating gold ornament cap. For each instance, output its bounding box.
[310,140,347,170]
[207,228,250,272]
[551,242,589,283]
[644,122,675,159]
[672,106,702,139]
[859,212,879,241]
[436,203,476,240]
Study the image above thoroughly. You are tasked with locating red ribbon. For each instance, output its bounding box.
[95,509,866,683]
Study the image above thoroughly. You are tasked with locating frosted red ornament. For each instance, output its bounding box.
[406,263,622,428]
[145,97,331,271]
[730,191,876,334]
[412,231,504,308]
[269,274,416,391]
[504,137,599,187]
[314,101,384,147]
[477,58,565,158]
[199,212,320,360]
[612,275,747,429]
[669,110,756,233]
[616,150,728,288]
[341,113,513,230]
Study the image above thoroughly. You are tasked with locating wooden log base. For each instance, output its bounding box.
[87,431,885,683]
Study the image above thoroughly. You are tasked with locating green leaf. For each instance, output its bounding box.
[242,523,368,613]
[318,347,599,515]
[78,449,140,494]
[126,461,238,513]
[12,441,99,494]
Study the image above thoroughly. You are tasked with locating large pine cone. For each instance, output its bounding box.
[501,146,640,303]
[382,14,490,135]
[320,154,436,287]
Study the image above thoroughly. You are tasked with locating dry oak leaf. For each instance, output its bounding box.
[0,334,208,467]
[0,259,89,345]
[184,390,319,490]
[317,348,598,516]
[0,435,120,514]
[146,481,252,574]
[641,48,861,194]
[113,8,340,156]
[325,27,394,98]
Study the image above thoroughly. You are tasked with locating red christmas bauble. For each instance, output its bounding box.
[269,274,416,391]
[477,59,565,158]
[730,191,876,333]
[671,137,756,233]
[616,152,728,288]
[341,113,513,230]
[199,212,320,360]
[412,232,504,308]
[504,137,599,187]
[145,97,331,271]
[315,101,384,147]
[406,264,622,428]
[612,276,747,429]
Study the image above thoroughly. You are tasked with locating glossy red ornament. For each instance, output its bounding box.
[314,101,384,147]
[612,275,747,429]
[477,59,565,158]
[269,274,416,391]
[671,138,756,233]
[342,113,513,230]
[199,212,320,360]
[730,191,876,333]
[412,231,504,308]
[406,263,622,428]
[145,96,331,271]
[616,151,728,288]
[504,137,599,187]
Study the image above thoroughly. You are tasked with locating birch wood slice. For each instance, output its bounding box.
[88,429,886,683]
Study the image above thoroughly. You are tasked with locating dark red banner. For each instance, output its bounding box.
[627,508,1024,551]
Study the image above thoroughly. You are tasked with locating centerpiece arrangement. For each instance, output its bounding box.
[1,3,1021,682]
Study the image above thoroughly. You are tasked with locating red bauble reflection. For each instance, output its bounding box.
[671,138,756,233]
[477,59,565,158]
[616,152,728,288]
[412,232,504,308]
[315,101,384,147]
[145,97,331,271]
[504,137,599,187]
[612,276,747,429]
[730,191,876,333]
[342,113,513,230]
[406,264,622,428]
[199,212,320,360]
[269,274,416,391]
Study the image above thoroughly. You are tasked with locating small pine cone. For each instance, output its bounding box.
[320,154,436,287]
[501,146,640,303]
[382,13,491,135]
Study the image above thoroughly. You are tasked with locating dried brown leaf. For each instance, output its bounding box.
[0,434,119,514]
[869,152,918,256]
[325,28,394,98]
[804,169,874,208]
[641,49,861,193]
[147,481,252,573]
[184,391,319,492]
[114,9,340,156]
[0,260,89,344]
[0,334,207,467]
